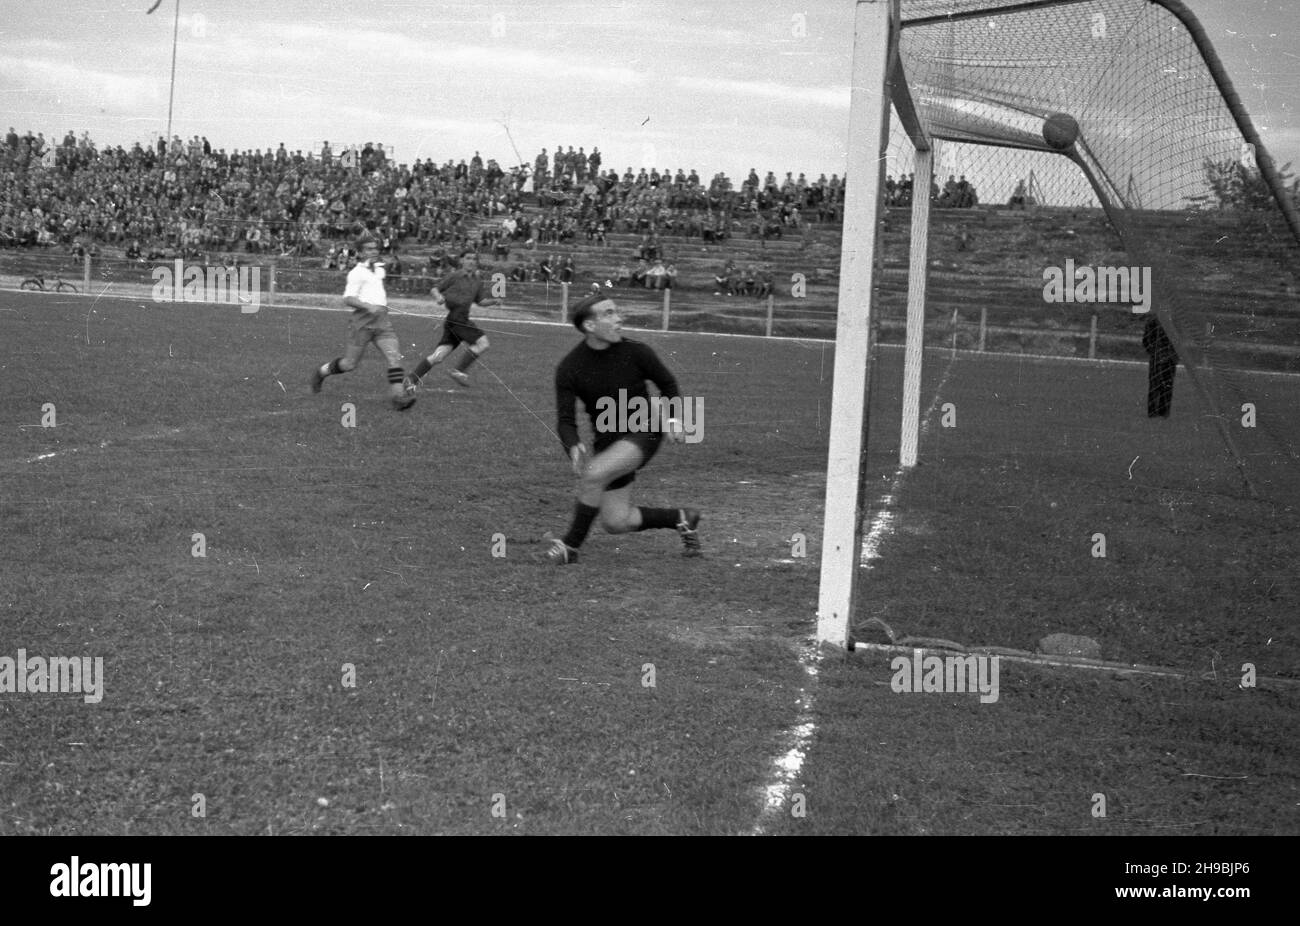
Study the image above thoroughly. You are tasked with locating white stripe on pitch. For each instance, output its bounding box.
[749,350,956,835]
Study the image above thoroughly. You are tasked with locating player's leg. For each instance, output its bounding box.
[447,325,489,386]
[374,326,415,410]
[407,330,458,387]
[546,440,644,563]
[311,322,367,392]
[548,438,701,562]
[597,473,701,555]
[597,436,701,554]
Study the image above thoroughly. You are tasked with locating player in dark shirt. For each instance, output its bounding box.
[545,293,701,564]
[407,250,504,388]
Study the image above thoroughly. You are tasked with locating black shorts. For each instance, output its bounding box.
[597,432,664,491]
[438,317,485,348]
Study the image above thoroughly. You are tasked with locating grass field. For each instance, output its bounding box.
[2,288,1297,835]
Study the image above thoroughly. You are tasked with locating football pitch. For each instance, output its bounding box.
[2,290,1297,835]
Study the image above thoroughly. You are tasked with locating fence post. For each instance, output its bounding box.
[766,294,774,337]
[560,281,569,323]
[661,287,670,332]
[951,308,959,354]
[83,253,91,292]
[1089,314,1097,359]
[978,304,987,352]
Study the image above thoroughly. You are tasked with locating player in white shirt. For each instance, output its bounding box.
[310,234,416,411]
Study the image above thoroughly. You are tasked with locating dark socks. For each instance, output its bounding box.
[563,502,600,548]
[635,507,679,531]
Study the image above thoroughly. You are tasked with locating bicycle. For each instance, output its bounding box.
[19,276,78,293]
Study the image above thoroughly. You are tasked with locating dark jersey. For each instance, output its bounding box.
[436,271,492,322]
[554,339,681,453]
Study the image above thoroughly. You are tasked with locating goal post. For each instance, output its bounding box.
[815,0,899,650]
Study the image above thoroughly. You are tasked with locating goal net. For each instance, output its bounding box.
[818,0,1300,648]
[892,0,1300,498]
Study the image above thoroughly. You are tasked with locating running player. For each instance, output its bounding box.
[545,293,701,564]
[309,234,415,411]
[407,250,504,389]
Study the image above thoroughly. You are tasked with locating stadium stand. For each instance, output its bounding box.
[0,127,846,295]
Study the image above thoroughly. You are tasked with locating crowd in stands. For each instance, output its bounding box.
[0,127,531,259]
[0,127,848,265]
[524,149,846,246]
[885,173,980,208]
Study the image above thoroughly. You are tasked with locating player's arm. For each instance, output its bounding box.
[554,367,588,474]
[342,271,385,316]
[475,281,504,309]
[343,295,386,314]
[430,273,453,308]
[633,343,688,443]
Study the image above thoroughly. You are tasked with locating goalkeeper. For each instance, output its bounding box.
[544,293,701,564]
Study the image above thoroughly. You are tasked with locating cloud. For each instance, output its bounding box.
[270,23,641,85]
[1257,125,1300,167]
[678,76,849,108]
[0,56,161,111]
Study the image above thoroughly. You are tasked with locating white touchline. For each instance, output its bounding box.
[18,288,1300,379]
[749,352,957,835]
[17,412,291,467]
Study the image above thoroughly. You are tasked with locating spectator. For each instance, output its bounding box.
[1008,179,1029,209]
[714,260,735,296]
[646,259,667,290]
[738,265,756,297]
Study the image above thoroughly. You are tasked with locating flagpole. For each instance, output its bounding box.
[165,0,181,145]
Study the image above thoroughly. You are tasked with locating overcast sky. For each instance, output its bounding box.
[1,0,1296,182]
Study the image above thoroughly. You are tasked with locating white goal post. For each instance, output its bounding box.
[817,0,931,649]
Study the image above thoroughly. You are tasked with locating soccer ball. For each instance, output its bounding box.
[1042,113,1080,151]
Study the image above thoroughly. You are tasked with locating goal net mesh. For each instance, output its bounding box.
[888,0,1300,501]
